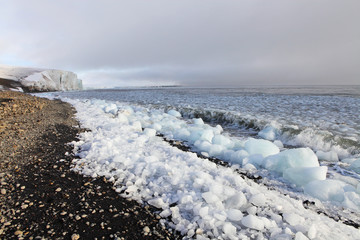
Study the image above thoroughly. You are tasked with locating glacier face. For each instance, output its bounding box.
[0,65,82,92]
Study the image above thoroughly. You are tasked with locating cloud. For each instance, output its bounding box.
[1,0,359,87]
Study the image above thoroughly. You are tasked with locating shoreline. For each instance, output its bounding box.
[0,91,179,239]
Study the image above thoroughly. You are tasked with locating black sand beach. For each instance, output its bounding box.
[0,91,180,239]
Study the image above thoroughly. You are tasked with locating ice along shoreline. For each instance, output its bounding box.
[50,95,359,240]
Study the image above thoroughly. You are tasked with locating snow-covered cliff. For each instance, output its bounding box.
[0,65,83,92]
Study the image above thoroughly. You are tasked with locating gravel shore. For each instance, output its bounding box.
[0,91,180,239]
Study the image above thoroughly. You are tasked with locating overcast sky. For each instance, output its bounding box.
[1,0,359,88]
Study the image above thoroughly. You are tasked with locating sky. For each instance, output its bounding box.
[1,0,359,88]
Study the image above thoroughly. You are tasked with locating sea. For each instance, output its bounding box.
[56,85,360,160]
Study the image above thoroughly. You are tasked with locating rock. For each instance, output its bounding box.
[71,233,80,240]
[14,230,23,236]
[21,204,28,209]
[143,226,150,234]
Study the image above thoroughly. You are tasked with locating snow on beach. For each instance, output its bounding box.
[42,94,360,240]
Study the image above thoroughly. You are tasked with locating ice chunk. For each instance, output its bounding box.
[200,129,214,142]
[202,192,220,204]
[341,157,358,164]
[223,222,237,236]
[304,179,356,203]
[104,103,118,115]
[193,118,204,125]
[229,150,249,165]
[244,138,280,157]
[160,209,172,218]
[350,159,360,174]
[226,209,243,221]
[225,192,247,209]
[215,125,223,134]
[131,121,142,132]
[212,135,233,148]
[258,126,278,141]
[249,193,266,206]
[263,148,319,174]
[273,140,284,148]
[167,109,181,117]
[246,206,257,215]
[143,128,156,137]
[243,163,257,171]
[343,192,360,211]
[283,213,305,226]
[214,213,227,221]
[174,128,190,139]
[199,206,209,218]
[242,154,264,168]
[194,140,212,153]
[151,123,162,131]
[148,197,166,209]
[316,150,338,162]
[283,166,327,187]
[120,106,134,115]
[116,113,129,124]
[188,129,205,142]
[208,144,225,157]
[241,215,264,231]
[307,225,317,239]
[295,232,309,240]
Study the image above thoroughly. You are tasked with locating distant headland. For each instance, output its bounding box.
[0,65,82,92]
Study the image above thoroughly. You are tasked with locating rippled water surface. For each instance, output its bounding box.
[57,85,360,158]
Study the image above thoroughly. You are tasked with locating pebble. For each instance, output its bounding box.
[143,226,150,234]
[14,230,23,236]
[1,189,6,194]
[71,233,80,240]
[55,187,62,192]
[21,204,28,209]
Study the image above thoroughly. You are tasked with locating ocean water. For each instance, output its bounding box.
[57,85,360,159]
